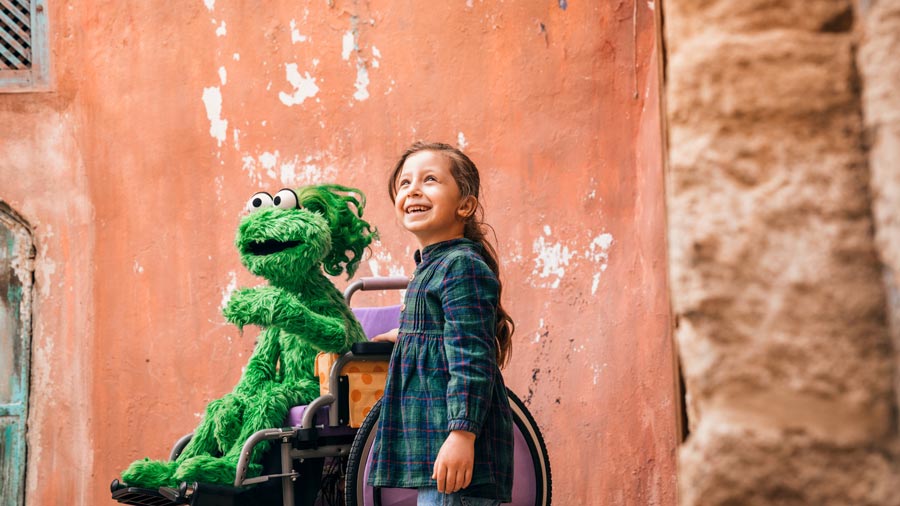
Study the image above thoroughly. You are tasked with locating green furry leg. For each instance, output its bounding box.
[173,454,262,486]
[121,458,178,489]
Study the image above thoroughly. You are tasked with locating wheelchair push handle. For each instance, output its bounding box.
[344,276,410,302]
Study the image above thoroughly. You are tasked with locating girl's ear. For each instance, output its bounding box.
[457,195,478,220]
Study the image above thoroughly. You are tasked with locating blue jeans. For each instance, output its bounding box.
[417,487,500,506]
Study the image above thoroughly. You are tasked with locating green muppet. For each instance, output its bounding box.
[121,184,376,488]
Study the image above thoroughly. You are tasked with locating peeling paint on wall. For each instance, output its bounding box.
[219,271,237,309]
[532,232,576,289]
[278,64,319,106]
[366,248,407,278]
[241,151,337,187]
[201,86,228,146]
[289,19,307,43]
[530,229,614,294]
[353,65,370,101]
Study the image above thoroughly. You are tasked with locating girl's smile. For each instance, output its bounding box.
[393,150,474,248]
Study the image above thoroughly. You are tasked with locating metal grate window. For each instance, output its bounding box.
[0,0,48,91]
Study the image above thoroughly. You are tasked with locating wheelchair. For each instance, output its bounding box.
[111,276,552,506]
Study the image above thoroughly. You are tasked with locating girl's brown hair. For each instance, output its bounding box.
[389,141,514,369]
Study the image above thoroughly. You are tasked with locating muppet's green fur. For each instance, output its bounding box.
[121,184,377,488]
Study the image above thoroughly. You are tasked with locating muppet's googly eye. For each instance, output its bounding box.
[273,188,300,210]
[246,192,274,212]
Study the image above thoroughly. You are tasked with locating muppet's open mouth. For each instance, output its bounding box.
[246,240,302,256]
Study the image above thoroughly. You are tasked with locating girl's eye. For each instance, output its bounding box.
[398,179,410,187]
[425,175,437,182]
[273,188,299,209]
[246,192,274,212]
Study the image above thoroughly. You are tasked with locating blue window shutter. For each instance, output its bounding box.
[0,205,34,506]
[0,0,49,90]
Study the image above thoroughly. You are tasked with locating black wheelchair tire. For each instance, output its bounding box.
[345,391,552,506]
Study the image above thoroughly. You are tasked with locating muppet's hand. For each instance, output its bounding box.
[223,286,289,329]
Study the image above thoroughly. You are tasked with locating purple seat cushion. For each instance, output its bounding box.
[352,305,402,340]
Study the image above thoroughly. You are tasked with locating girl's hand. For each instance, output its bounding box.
[371,328,399,343]
[432,430,475,493]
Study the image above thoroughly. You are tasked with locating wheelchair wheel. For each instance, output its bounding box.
[345,390,552,506]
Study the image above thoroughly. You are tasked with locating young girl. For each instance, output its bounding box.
[369,142,515,505]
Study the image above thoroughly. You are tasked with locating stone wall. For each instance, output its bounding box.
[859,0,900,417]
[665,0,900,503]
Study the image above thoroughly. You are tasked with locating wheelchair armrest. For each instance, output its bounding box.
[350,341,395,355]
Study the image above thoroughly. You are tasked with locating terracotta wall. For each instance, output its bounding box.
[0,1,676,504]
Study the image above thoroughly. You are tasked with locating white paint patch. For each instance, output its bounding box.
[204,0,215,11]
[367,250,406,278]
[531,236,576,289]
[214,175,225,201]
[259,151,278,170]
[342,31,354,60]
[233,52,240,61]
[290,19,307,43]
[279,63,320,106]
[467,0,474,7]
[133,260,144,274]
[586,233,614,295]
[457,132,467,150]
[216,21,226,37]
[312,58,320,68]
[201,86,228,147]
[543,225,551,236]
[371,46,381,68]
[280,154,339,186]
[587,233,613,263]
[218,66,227,85]
[353,64,370,101]
[220,271,238,309]
[232,128,240,150]
[648,0,655,10]
[242,151,339,186]
[38,255,56,298]
[533,318,546,343]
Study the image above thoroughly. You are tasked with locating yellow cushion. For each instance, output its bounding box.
[315,352,389,428]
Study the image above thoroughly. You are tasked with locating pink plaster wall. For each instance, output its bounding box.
[0,1,676,504]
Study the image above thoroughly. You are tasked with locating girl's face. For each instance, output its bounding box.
[393,150,474,248]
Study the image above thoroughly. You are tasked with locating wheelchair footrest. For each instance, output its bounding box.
[112,479,249,506]
[111,479,180,506]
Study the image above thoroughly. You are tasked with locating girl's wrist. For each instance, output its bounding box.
[449,429,476,441]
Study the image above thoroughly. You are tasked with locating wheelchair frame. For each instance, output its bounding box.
[111,276,551,506]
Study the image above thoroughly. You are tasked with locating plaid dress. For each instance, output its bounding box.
[368,238,514,502]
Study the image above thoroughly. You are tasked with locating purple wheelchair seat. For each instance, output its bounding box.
[350,304,402,340]
[286,305,401,428]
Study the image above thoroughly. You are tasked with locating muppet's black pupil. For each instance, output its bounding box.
[253,197,262,207]
[274,196,281,205]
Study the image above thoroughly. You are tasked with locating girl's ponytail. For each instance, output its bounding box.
[464,219,514,369]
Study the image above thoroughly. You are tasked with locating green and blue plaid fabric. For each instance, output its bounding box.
[368,238,513,501]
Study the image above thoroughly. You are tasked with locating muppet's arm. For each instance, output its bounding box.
[224,286,351,354]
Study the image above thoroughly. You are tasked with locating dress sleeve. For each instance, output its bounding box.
[440,254,499,435]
